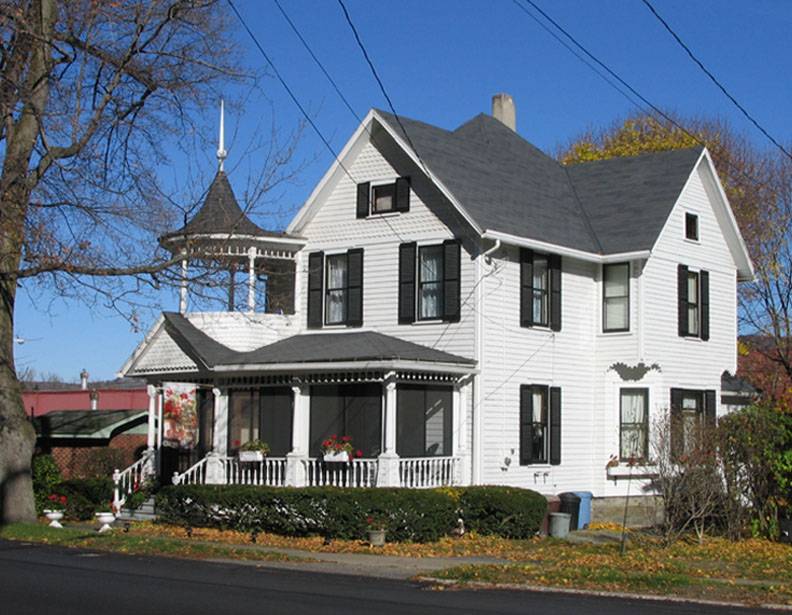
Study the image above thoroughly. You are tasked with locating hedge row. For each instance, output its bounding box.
[155,485,546,542]
[54,478,115,520]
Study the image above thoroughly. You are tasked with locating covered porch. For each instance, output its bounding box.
[117,317,476,501]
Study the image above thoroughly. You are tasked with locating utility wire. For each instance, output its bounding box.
[641,0,792,162]
[272,0,363,125]
[512,0,770,190]
[335,0,431,178]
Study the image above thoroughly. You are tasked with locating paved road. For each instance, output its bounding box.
[0,540,767,615]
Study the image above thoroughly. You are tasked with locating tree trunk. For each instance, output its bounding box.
[0,0,55,524]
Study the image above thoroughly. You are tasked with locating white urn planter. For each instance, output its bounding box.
[95,512,116,533]
[43,510,64,529]
[323,451,350,463]
[239,451,265,463]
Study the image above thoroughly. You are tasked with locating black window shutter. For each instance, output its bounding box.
[550,387,562,465]
[307,251,324,329]
[670,388,683,459]
[704,389,716,427]
[395,177,410,212]
[398,242,417,324]
[519,385,532,465]
[549,254,562,332]
[442,239,461,322]
[520,248,534,328]
[346,248,364,326]
[677,264,688,337]
[700,270,710,341]
[356,182,370,219]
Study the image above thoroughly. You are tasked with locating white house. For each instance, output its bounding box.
[116,95,753,515]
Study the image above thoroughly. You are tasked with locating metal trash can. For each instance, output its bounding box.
[558,492,581,531]
[573,491,593,530]
[542,495,561,536]
[549,512,572,538]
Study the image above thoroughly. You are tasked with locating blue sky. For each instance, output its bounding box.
[15,0,791,381]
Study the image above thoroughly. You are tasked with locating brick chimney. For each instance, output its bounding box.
[492,93,516,131]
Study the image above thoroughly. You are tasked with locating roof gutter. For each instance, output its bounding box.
[481,230,651,264]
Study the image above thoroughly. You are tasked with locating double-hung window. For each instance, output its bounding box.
[677,265,708,339]
[398,240,460,324]
[603,263,630,332]
[418,245,444,320]
[620,389,648,461]
[325,254,348,325]
[520,249,561,331]
[520,385,562,465]
[307,249,363,328]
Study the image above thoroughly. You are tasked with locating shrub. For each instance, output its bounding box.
[457,486,546,539]
[77,448,125,479]
[32,454,62,514]
[54,478,115,520]
[156,485,546,542]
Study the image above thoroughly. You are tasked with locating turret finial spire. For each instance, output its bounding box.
[217,98,227,171]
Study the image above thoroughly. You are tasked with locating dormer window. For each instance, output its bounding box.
[356,178,411,218]
[685,213,699,241]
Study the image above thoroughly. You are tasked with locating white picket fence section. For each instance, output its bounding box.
[303,458,378,488]
[223,456,287,486]
[112,450,154,510]
[399,456,459,488]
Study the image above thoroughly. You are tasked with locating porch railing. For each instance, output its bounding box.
[112,450,154,511]
[223,456,287,487]
[399,456,459,488]
[303,458,378,488]
[172,455,209,485]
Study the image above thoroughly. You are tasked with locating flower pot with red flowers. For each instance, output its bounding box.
[43,494,67,528]
[321,435,357,463]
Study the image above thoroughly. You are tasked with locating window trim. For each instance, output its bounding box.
[520,384,548,465]
[417,244,444,321]
[685,212,699,241]
[619,388,649,463]
[603,262,630,333]
[324,253,348,326]
[371,182,396,214]
[685,270,700,337]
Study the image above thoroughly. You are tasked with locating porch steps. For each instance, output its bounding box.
[116,497,158,522]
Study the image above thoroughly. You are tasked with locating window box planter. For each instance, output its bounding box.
[239,451,265,463]
[323,451,350,463]
[606,464,658,480]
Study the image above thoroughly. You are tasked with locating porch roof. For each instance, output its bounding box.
[34,409,146,440]
[155,312,476,374]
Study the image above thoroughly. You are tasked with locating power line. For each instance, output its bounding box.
[641,0,792,162]
[272,0,363,125]
[512,0,769,191]
[335,0,431,177]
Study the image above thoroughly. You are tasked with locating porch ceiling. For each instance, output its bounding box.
[122,312,476,378]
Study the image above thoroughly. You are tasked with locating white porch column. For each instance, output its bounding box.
[179,251,188,314]
[286,384,309,487]
[377,376,400,487]
[144,384,157,476]
[247,247,256,313]
[454,378,472,485]
[206,387,228,485]
[155,390,163,449]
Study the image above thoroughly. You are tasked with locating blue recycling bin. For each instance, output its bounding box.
[573,491,593,529]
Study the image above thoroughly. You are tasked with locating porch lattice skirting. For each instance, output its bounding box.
[168,453,461,489]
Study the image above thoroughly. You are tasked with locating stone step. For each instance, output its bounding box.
[117,497,158,522]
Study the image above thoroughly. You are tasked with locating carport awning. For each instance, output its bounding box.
[34,409,147,440]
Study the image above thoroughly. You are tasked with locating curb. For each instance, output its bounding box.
[416,576,792,612]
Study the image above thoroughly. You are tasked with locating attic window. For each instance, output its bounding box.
[373,183,396,213]
[685,213,699,241]
[356,178,411,218]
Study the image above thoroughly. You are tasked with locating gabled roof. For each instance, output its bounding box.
[160,171,294,242]
[122,312,475,376]
[374,110,703,256]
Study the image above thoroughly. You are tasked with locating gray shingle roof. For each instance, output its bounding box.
[375,110,702,255]
[162,312,475,369]
[161,171,292,241]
